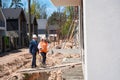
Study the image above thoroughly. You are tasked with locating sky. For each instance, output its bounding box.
[2,0,58,17]
[22,0,59,17]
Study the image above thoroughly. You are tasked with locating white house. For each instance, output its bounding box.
[84,0,120,80]
[51,0,120,80]
[37,19,47,40]
[47,24,59,41]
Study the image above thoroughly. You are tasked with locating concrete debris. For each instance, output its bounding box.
[0,49,32,80]
[0,41,83,80]
[55,45,62,49]
[62,58,81,63]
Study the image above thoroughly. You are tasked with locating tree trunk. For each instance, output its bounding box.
[28,0,32,41]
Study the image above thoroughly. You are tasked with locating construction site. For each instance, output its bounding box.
[0,0,85,80]
[1,0,119,80]
[0,41,84,80]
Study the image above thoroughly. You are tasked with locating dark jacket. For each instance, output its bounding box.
[29,39,38,54]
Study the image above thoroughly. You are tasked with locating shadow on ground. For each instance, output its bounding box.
[0,50,22,57]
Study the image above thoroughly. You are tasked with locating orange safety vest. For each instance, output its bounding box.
[39,41,48,53]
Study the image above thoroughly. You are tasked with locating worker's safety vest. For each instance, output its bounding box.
[39,41,48,53]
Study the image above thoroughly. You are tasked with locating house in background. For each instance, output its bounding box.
[37,19,47,40]
[47,24,59,41]
[26,15,38,36]
[0,8,5,52]
[2,8,27,48]
[0,8,5,36]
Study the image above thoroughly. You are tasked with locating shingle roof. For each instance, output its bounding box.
[48,24,59,30]
[37,19,47,29]
[2,8,23,19]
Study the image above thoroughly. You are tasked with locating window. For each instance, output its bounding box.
[0,20,5,27]
[7,19,18,31]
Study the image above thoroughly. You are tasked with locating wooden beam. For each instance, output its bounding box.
[18,62,81,73]
[51,0,81,6]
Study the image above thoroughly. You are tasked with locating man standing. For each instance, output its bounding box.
[29,34,38,68]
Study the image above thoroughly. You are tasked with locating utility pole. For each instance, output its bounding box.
[28,0,32,41]
[57,7,61,45]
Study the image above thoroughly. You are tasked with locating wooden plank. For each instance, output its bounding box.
[18,62,82,73]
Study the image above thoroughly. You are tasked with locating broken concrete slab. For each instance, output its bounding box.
[50,49,81,54]
[62,58,81,63]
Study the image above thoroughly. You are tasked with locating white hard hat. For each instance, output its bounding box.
[41,36,46,40]
[32,34,37,38]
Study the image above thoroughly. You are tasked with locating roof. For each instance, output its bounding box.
[51,0,80,6]
[2,8,24,19]
[48,25,59,30]
[37,19,47,29]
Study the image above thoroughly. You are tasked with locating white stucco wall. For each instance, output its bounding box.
[84,0,120,80]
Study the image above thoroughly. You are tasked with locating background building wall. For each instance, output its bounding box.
[84,0,120,80]
[37,19,47,38]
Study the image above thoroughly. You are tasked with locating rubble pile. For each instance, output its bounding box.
[0,49,32,80]
[0,41,83,80]
[46,52,81,80]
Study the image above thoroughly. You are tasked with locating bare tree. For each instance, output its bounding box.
[31,0,47,19]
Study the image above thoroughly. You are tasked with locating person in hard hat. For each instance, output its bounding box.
[38,37,48,67]
[29,34,38,68]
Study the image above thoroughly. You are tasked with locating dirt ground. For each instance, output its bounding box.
[0,42,81,80]
[0,48,32,80]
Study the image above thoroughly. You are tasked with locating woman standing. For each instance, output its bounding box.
[38,37,48,67]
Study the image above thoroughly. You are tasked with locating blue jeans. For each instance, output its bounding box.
[41,52,46,65]
[32,52,36,67]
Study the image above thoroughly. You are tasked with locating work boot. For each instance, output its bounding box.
[31,65,37,68]
[41,64,46,68]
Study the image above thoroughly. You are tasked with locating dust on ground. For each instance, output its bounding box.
[0,42,82,80]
